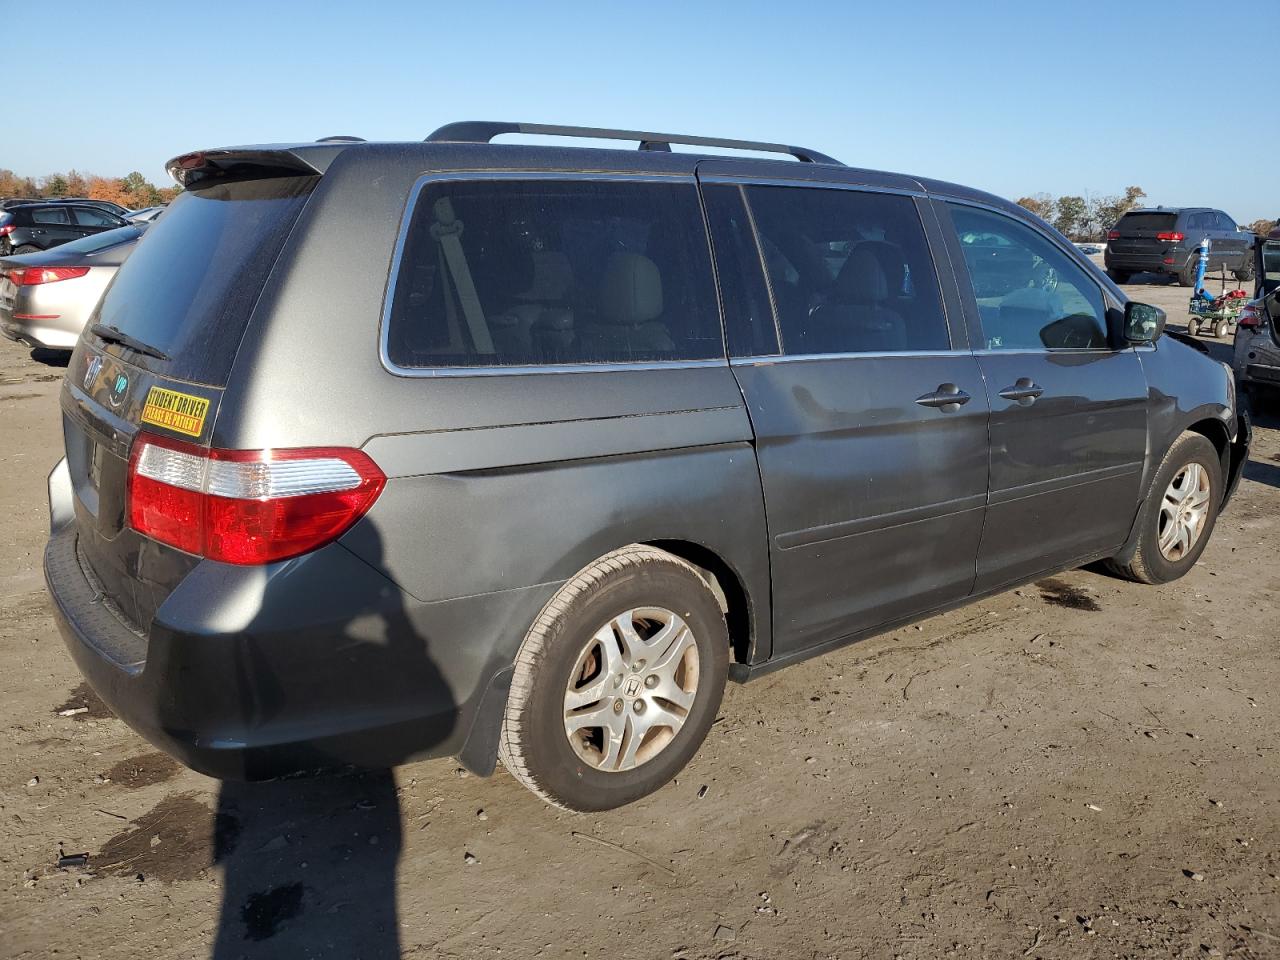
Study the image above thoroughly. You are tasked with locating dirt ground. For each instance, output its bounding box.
[1,269,1278,960]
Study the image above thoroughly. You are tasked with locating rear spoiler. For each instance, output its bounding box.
[165,144,351,188]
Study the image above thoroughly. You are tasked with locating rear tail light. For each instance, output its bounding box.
[127,432,386,565]
[0,224,13,236]
[9,266,90,286]
[1162,257,1175,264]
[1156,231,1185,242]
[1238,303,1265,328]
[1107,229,1120,240]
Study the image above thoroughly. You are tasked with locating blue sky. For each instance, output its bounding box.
[24,0,1278,221]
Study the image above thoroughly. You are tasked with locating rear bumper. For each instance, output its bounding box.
[1104,250,1186,274]
[43,459,551,780]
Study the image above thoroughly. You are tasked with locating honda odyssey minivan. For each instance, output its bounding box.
[45,123,1250,811]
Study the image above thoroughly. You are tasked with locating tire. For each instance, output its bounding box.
[1106,268,1132,284]
[1214,319,1230,339]
[13,244,40,255]
[499,545,729,812]
[1233,256,1254,282]
[1178,260,1198,287]
[1107,432,1222,585]
[1187,318,1200,336]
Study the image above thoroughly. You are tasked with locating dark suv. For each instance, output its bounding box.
[44,123,1250,811]
[1105,207,1254,285]
[0,202,129,255]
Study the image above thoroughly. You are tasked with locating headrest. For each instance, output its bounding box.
[598,252,663,325]
[834,245,889,304]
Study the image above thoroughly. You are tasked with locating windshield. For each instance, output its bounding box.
[88,175,316,384]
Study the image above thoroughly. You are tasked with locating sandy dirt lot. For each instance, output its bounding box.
[1,270,1278,960]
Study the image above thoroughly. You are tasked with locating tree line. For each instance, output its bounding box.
[1017,186,1276,242]
[0,169,182,210]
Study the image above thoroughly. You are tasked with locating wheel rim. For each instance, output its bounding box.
[563,607,700,773]
[1158,462,1211,561]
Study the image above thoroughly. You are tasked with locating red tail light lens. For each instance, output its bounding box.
[10,266,90,286]
[1107,229,1120,240]
[1238,303,1264,328]
[1156,231,1185,242]
[0,224,14,236]
[127,432,386,565]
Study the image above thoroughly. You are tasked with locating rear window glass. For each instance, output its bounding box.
[1116,213,1177,233]
[90,175,315,384]
[50,226,141,256]
[385,179,721,368]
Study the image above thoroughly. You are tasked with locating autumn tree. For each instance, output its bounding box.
[1248,218,1277,237]
[42,174,70,197]
[1053,195,1089,240]
[1016,194,1054,222]
[1091,186,1147,237]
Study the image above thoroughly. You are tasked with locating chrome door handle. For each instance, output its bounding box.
[915,383,971,412]
[998,379,1044,405]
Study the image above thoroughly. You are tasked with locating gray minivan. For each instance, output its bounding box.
[45,123,1250,811]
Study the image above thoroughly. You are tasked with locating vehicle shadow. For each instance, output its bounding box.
[210,526,455,959]
[30,347,70,367]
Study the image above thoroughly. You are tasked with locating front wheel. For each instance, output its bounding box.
[1187,318,1201,336]
[1214,318,1231,339]
[499,545,729,811]
[1107,432,1222,584]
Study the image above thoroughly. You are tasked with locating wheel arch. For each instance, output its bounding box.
[644,538,758,669]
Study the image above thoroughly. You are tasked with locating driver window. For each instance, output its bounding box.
[948,204,1109,351]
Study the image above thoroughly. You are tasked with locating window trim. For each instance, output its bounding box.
[378,170,730,379]
[941,197,1121,354]
[699,175,965,359]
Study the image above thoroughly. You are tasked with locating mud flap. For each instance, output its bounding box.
[1223,410,1252,512]
[455,665,514,777]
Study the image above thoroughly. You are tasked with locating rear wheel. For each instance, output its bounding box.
[1187,318,1201,336]
[1214,318,1231,339]
[1233,257,1254,282]
[1106,268,1132,284]
[1107,432,1222,584]
[499,545,729,811]
[13,244,39,255]
[1178,259,1199,287]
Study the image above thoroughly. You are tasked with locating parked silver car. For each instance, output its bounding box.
[0,224,144,352]
[1233,230,1280,399]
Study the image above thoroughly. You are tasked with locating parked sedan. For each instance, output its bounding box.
[0,224,144,352]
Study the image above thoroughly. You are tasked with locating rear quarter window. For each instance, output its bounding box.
[89,175,316,384]
[384,178,722,369]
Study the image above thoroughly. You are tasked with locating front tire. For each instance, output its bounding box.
[1107,432,1222,584]
[499,545,729,812]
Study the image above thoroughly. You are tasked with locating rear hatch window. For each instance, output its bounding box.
[1115,213,1178,235]
[87,175,316,384]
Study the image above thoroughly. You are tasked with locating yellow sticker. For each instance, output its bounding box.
[140,386,210,438]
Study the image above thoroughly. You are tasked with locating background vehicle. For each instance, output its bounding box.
[1233,229,1280,401]
[60,198,133,218]
[0,224,145,352]
[0,203,128,255]
[1105,207,1254,285]
[44,123,1247,812]
[125,205,165,223]
[0,197,46,210]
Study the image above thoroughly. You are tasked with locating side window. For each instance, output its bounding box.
[1187,212,1212,232]
[385,179,721,368]
[1216,212,1237,231]
[742,185,950,355]
[32,207,71,225]
[701,184,779,357]
[72,206,120,227]
[948,204,1109,351]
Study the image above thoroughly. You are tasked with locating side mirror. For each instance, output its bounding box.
[1124,301,1166,343]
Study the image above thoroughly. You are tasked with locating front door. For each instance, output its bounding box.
[939,201,1149,591]
[701,177,990,658]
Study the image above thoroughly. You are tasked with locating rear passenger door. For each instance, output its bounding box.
[700,173,990,657]
[27,206,80,247]
[938,201,1148,591]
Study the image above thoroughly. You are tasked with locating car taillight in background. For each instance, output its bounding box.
[1156,231,1186,242]
[1107,229,1120,240]
[1238,303,1265,329]
[0,224,14,237]
[127,433,386,565]
[8,266,90,286]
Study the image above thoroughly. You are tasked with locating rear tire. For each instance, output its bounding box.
[1178,260,1198,287]
[1214,318,1230,339]
[13,244,40,255]
[1233,258,1254,282]
[1106,268,1132,284]
[499,545,729,812]
[1107,432,1222,585]
[1187,318,1200,336]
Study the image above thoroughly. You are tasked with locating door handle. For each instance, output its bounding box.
[915,383,971,412]
[997,378,1045,405]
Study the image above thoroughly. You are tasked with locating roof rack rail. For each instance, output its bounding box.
[316,135,366,143]
[425,121,841,165]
